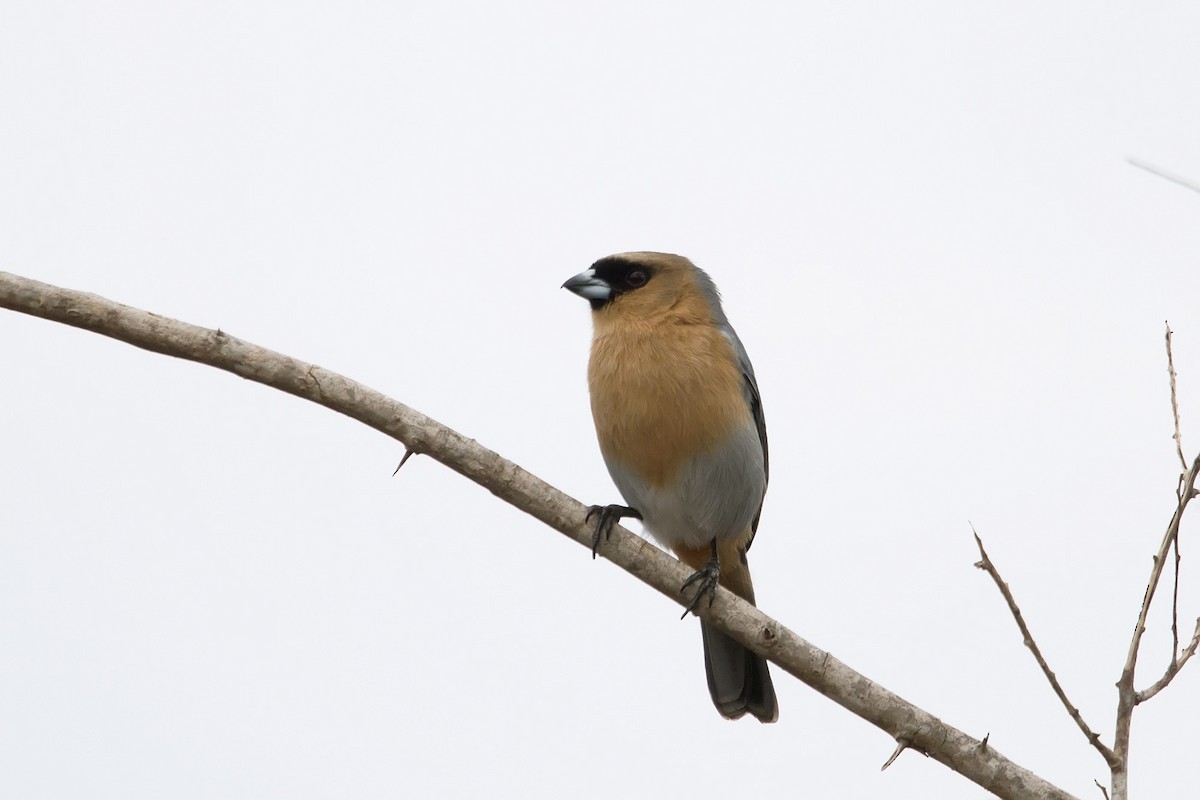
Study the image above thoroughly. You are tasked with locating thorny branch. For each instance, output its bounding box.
[0,271,1078,800]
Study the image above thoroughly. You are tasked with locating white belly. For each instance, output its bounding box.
[603,420,765,550]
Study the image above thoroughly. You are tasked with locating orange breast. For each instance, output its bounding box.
[588,320,748,488]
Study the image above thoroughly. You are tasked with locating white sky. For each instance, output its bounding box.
[3,3,1199,798]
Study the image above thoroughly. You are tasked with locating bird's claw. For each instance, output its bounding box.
[584,504,641,559]
[680,558,721,619]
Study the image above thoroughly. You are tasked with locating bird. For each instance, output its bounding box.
[562,252,778,723]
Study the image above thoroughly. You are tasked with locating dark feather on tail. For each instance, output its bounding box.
[700,620,778,723]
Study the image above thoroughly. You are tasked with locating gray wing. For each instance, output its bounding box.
[693,264,769,545]
[722,328,769,546]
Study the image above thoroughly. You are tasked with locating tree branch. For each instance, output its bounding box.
[1117,453,1200,707]
[972,529,1118,768]
[1137,616,1200,704]
[0,271,1078,800]
[1111,406,1200,799]
[1166,323,1187,472]
[1165,323,1186,664]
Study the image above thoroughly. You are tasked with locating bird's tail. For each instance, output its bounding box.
[701,620,778,723]
[677,538,779,723]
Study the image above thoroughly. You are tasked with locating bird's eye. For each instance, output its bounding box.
[626,269,648,288]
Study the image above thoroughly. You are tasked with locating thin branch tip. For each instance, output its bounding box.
[972,528,989,568]
[974,524,1115,764]
[1165,321,1186,470]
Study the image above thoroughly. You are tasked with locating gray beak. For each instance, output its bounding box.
[562,268,613,302]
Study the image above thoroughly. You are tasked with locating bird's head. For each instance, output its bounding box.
[562,252,723,325]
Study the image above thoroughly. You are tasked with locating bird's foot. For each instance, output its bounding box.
[584,505,641,559]
[680,545,721,619]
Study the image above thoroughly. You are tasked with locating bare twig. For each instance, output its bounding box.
[1166,324,1187,472]
[0,271,1079,800]
[1113,452,1200,798]
[1171,535,1181,660]
[1165,323,1186,660]
[1107,325,1200,799]
[1127,157,1200,195]
[1137,616,1200,704]
[973,529,1118,768]
[1117,453,1200,703]
[1093,779,1110,800]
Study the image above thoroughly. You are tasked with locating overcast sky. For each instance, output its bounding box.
[3,3,1199,798]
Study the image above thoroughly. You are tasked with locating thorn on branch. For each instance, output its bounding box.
[392,448,418,475]
[880,732,931,771]
[979,732,990,750]
[881,737,910,771]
